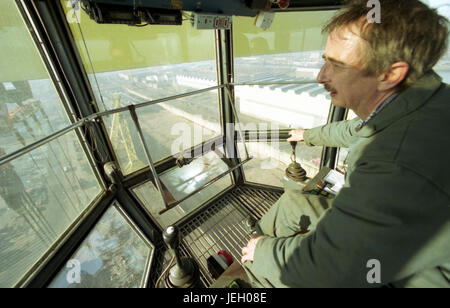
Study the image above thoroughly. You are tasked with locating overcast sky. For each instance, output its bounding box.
[424,0,450,16]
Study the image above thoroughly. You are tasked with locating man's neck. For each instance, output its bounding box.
[358,91,398,120]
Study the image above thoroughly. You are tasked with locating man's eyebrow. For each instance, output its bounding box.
[322,54,347,65]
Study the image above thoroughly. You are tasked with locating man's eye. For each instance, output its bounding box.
[331,62,346,69]
[328,62,339,69]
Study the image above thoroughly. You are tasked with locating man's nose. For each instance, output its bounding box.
[317,62,330,84]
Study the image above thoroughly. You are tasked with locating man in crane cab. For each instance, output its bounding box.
[241,0,450,288]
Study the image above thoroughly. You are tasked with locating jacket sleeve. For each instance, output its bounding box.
[251,161,450,287]
[303,117,360,148]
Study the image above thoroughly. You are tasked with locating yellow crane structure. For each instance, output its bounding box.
[108,93,146,174]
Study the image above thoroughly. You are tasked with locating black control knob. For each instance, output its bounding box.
[163,226,180,251]
[161,226,199,288]
[290,141,298,150]
[163,226,184,267]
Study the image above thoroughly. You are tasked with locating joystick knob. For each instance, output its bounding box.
[161,226,199,288]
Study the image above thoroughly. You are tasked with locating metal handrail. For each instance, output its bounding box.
[1,81,320,167]
[0,80,322,214]
[0,85,224,167]
[231,80,318,87]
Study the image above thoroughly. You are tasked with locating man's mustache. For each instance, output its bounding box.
[324,84,337,93]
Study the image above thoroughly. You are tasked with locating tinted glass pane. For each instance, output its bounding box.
[239,140,323,188]
[234,83,330,187]
[102,90,222,175]
[233,11,336,83]
[0,1,47,81]
[133,154,232,230]
[426,0,450,82]
[159,151,230,201]
[61,0,218,112]
[235,84,331,129]
[1,1,72,157]
[0,1,102,287]
[49,202,154,288]
[0,132,101,287]
[233,11,335,187]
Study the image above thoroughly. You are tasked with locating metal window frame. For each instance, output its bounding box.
[17,191,114,288]
[26,198,157,288]
[6,0,348,287]
[0,0,255,287]
[321,105,346,170]
[23,0,117,183]
[216,27,247,186]
[10,0,158,288]
[229,13,347,188]
[112,201,156,288]
[12,0,107,191]
[4,0,108,288]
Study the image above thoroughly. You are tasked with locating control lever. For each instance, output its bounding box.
[161,226,199,288]
[245,216,263,236]
[285,141,307,182]
[290,141,298,150]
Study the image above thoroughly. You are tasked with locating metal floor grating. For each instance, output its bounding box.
[178,185,282,287]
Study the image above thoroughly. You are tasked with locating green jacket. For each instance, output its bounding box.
[252,71,450,287]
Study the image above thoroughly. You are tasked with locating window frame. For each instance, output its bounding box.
[11,0,348,287]
[230,10,345,188]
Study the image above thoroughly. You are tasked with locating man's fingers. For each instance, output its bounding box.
[241,236,263,263]
[242,246,248,255]
[241,250,247,263]
[241,243,252,263]
[287,129,305,143]
[241,252,251,264]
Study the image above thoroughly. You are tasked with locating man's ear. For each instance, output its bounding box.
[377,61,410,91]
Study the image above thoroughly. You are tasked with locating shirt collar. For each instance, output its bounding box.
[356,93,399,131]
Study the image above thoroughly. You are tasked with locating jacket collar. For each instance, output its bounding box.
[355,71,444,137]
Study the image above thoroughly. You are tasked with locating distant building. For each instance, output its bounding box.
[176,67,331,129]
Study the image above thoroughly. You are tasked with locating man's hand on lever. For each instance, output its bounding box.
[287,129,305,143]
[241,235,264,263]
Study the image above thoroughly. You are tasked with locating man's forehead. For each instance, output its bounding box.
[324,25,367,67]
